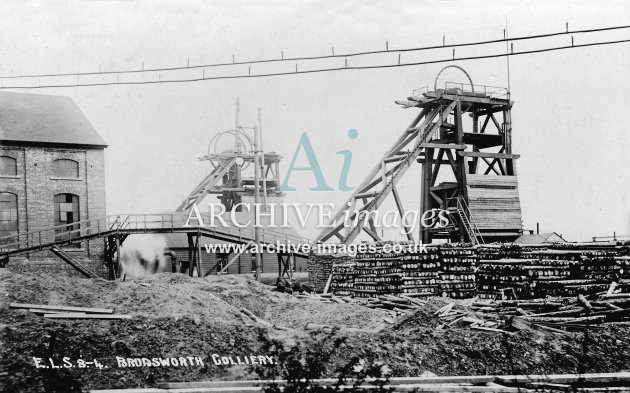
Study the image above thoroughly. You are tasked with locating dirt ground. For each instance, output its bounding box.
[1,269,630,392]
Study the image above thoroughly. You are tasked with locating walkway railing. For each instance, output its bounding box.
[0,212,312,256]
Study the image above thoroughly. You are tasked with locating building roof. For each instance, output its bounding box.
[514,232,567,245]
[0,91,107,148]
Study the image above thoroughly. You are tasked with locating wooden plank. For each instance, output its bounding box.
[161,376,496,389]
[28,309,78,314]
[322,274,333,294]
[371,385,526,392]
[459,151,520,159]
[420,143,467,150]
[91,390,167,393]
[470,325,515,335]
[496,372,630,385]
[50,246,99,279]
[466,175,519,186]
[44,313,131,320]
[10,303,114,314]
[90,388,169,393]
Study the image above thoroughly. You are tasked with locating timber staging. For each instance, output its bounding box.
[91,372,630,392]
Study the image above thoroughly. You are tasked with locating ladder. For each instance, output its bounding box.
[455,196,484,245]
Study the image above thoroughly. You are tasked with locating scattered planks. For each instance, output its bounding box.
[460,285,630,335]
[295,292,428,331]
[238,307,289,331]
[434,297,514,334]
[9,302,130,320]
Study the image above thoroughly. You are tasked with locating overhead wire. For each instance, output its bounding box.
[1,37,627,89]
[0,24,628,80]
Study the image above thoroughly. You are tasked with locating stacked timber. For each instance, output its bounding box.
[353,251,402,298]
[308,253,351,292]
[398,249,441,295]
[521,244,629,297]
[519,249,581,297]
[476,259,535,299]
[477,243,523,260]
[439,245,477,298]
[353,243,440,298]
[616,256,630,291]
[329,261,355,297]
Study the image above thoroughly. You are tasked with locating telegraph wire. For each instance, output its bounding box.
[0,24,629,80]
[0,38,628,90]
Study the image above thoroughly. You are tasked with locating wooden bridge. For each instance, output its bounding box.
[0,212,311,279]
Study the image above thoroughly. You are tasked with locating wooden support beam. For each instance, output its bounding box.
[459,151,520,159]
[187,233,194,277]
[392,186,414,242]
[420,143,467,150]
[455,100,468,201]
[489,113,503,133]
[444,149,459,177]
[317,107,434,242]
[430,149,445,186]
[215,240,254,275]
[196,232,202,277]
[115,235,121,279]
[479,114,491,134]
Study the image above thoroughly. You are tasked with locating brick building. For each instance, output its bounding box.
[0,91,107,258]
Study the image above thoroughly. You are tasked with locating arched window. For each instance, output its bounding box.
[0,156,17,176]
[0,192,18,243]
[54,193,80,247]
[52,159,79,178]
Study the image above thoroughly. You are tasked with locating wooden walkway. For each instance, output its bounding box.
[0,212,310,259]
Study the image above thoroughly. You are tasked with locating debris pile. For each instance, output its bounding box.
[434,283,630,335]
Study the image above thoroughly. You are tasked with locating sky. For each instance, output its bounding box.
[0,0,629,242]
